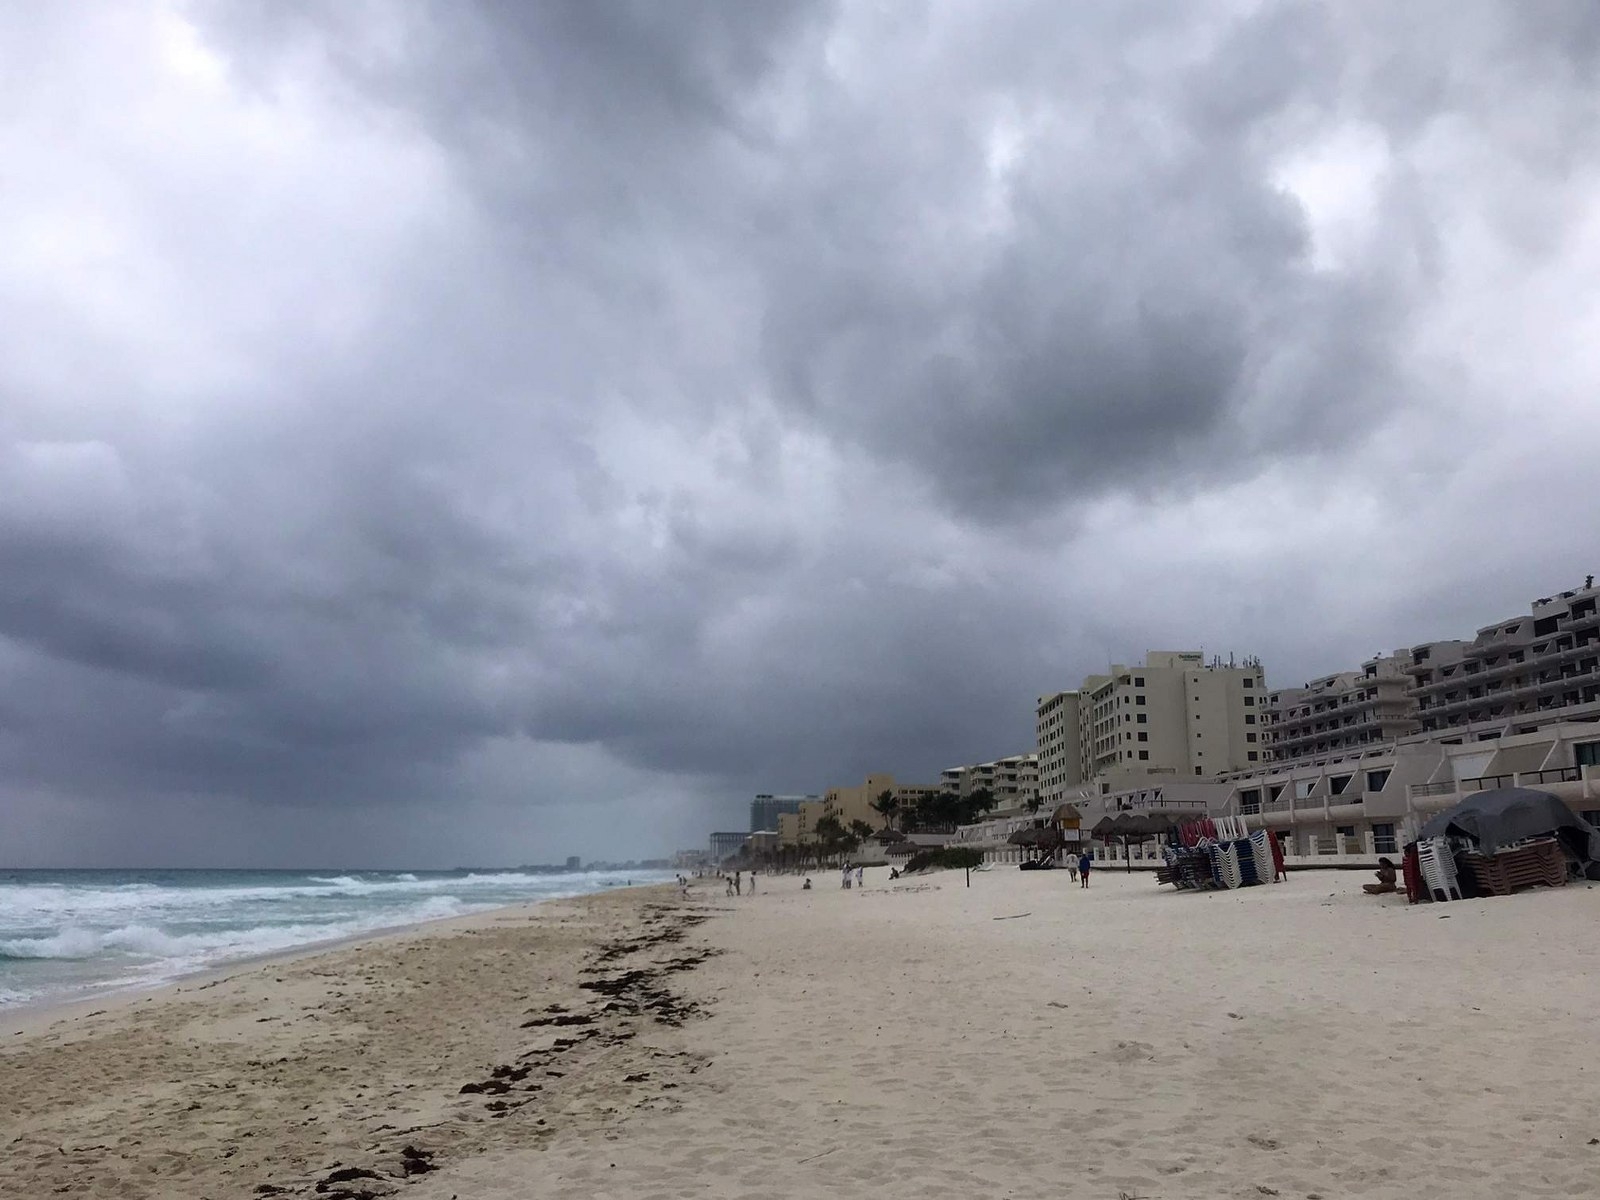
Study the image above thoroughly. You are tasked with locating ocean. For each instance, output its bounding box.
[0,867,672,1011]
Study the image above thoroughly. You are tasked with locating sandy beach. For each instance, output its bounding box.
[5,869,1598,1199]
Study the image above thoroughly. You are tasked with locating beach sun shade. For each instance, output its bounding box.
[1417,787,1598,863]
[1090,816,1122,838]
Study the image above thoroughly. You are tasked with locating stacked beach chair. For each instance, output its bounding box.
[1247,829,1276,883]
[1460,838,1567,896]
[1416,836,1463,902]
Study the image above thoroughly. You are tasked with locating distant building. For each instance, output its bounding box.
[673,849,709,870]
[708,831,748,863]
[939,753,1040,807]
[1036,691,1085,808]
[820,774,939,832]
[564,855,581,871]
[749,794,815,833]
[1263,654,1419,764]
[777,800,826,847]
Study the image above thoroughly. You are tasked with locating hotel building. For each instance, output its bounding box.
[819,774,940,832]
[776,800,826,847]
[1263,654,1420,763]
[1036,690,1084,808]
[939,754,1040,806]
[1074,721,1600,865]
[749,794,817,833]
[1077,650,1266,781]
[1407,582,1600,741]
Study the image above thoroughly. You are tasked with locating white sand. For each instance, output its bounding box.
[427,866,1600,1199]
[6,869,1597,1199]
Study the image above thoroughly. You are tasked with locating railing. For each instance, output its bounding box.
[1461,773,1515,792]
[1409,781,1458,799]
[1522,766,1581,785]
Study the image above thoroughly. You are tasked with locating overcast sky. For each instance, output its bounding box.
[4,1,1599,867]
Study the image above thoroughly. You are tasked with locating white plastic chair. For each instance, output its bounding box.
[1418,836,1462,901]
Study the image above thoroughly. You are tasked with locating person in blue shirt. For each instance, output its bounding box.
[1078,852,1092,888]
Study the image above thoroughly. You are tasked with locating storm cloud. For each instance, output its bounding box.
[4,0,1600,866]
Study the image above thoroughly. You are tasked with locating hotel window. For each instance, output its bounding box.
[1243,678,1253,687]
[1137,732,1148,742]
[1246,714,1256,724]
[1248,751,1258,761]
[1134,676,1145,686]
[1136,714,1147,724]
[1138,750,1149,760]
[1372,823,1397,854]
[1366,769,1391,792]
[1243,696,1254,706]
[1330,774,1352,795]
[1246,733,1257,742]
[1136,694,1146,705]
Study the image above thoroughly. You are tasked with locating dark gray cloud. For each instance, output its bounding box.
[2,0,1600,865]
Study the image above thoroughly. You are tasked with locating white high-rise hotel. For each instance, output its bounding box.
[1036,650,1266,807]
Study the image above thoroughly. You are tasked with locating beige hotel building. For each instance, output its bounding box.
[1036,650,1266,807]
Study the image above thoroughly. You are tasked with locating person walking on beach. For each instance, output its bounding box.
[1078,851,1092,888]
[734,870,742,896]
[1067,855,1079,883]
[855,865,864,889]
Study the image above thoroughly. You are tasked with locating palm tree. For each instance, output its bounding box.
[869,789,900,831]
[813,815,847,866]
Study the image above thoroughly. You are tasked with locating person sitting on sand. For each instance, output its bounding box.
[802,877,812,890]
[1363,857,1399,895]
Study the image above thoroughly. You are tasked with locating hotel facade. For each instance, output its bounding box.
[939,753,1040,807]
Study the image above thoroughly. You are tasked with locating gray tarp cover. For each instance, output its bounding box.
[1417,787,1598,861]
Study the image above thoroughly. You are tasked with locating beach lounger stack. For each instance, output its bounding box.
[1416,836,1463,902]
[1247,829,1275,883]
[1460,838,1568,896]
[1233,838,1260,885]
[1212,841,1244,889]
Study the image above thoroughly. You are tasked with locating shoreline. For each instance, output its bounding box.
[0,881,716,1199]
[1,881,675,1040]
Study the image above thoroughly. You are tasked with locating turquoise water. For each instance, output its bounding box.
[0,868,671,1009]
